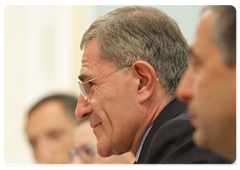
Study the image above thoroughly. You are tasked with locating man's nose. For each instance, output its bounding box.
[176,68,193,103]
[75,94,92,119]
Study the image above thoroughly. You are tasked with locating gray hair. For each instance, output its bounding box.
[203,5,236,67]
[80,6,188,96]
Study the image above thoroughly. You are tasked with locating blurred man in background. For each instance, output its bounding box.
[69,120,135,164]
[26,94,79,164]
[176,6,236,162]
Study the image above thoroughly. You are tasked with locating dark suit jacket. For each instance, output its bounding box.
[137,99,230,164]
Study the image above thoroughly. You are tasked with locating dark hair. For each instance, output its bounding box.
[203,5,236,67]
[28,94,80,125]
[80,6,188,97]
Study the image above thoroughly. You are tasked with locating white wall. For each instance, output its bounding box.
[4,5,203,164]
[94,5,203,44]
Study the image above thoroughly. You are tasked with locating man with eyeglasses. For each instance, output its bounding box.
[75,6,229,164]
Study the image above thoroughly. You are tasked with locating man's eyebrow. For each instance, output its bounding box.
[78,73,92,82]
[78,74,85,82]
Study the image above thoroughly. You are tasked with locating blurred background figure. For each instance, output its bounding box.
[25,94,80,164]
[69,120,135,164]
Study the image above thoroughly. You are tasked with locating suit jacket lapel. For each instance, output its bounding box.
[138,99,187,163]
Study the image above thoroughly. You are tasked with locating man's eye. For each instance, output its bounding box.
[49,131,63,140]
[29,140,37,149]
[89,82,94,87]
[191,58,199,66]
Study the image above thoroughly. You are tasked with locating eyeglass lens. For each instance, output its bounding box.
[78,81,87,100]
[69,145,96,163]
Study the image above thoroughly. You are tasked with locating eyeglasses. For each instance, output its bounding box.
[68,145,96,163]
[78,65,132,100]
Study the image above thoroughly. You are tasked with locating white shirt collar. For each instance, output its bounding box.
[135,124,153,162]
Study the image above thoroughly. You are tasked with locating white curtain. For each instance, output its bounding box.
[4,5,95,164]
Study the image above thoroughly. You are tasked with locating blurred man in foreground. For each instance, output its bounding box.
[176,6,236,162]
[26,94,79,164]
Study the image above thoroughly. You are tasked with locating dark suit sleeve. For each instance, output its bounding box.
[145,118,230,164]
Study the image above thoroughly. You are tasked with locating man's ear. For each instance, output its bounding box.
[131,61,158,104]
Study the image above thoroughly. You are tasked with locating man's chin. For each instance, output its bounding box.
[97,143,113,157]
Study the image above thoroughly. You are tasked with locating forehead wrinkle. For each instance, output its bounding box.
[80,57,99,82]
